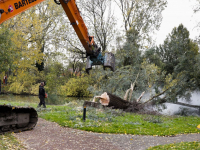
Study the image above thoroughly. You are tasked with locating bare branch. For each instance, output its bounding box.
[140,88,170,106]
[124,72,140,101]
[137,91,145,102]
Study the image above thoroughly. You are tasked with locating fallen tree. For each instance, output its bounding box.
[83,92,142,113]
[84,72,200,114]
[84,87,200,114]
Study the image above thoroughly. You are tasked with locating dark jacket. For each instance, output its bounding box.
[39,85,45,97]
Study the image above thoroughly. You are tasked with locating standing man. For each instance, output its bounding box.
[38,82,46,108]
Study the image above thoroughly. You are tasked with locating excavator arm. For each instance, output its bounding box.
[0,0,115,73]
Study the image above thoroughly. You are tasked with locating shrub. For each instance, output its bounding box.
[59,76,93,97]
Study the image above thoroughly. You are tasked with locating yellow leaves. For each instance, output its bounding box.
[8,82,24,94]
[57,76,92,97]
[45,140,49,144]
[142,59,161,74]
[8,67,43,94]
[197,124,200,130]
[2,4,45,72]
[0,134,25,149]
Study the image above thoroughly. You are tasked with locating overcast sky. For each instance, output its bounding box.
[154,0,200,45]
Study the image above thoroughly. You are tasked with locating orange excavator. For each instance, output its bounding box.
[0,0,115,73]
[0,0,115,134]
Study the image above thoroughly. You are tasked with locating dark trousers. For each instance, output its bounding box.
[38,96,46,108]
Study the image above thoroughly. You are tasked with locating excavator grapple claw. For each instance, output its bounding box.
[85,52,115,74]
[103,52,115,71]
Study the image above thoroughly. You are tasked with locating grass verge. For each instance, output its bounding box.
[147,141,200,149]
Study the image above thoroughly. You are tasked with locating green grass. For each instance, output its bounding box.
[0,100,199,136]
[148,141,200,150]
[0,133,26,150]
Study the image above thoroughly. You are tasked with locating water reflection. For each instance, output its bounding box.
[0,94,91,105]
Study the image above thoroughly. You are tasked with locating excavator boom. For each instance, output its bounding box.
[58,0,93,55]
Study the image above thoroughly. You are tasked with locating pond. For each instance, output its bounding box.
[0,94,91,105]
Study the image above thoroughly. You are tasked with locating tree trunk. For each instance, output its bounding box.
[107,93,131,110]
[83,92,141,112]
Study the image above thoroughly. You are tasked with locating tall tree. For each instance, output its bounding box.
[116,28,141,67]
[156,24,199,75]
[115,0,167,46]
[114,0,167,70]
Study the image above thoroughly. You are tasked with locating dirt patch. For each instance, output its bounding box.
[14,118,200,150]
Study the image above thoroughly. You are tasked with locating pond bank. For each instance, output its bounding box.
[0,94,91,105]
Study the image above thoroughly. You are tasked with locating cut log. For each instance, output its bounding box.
[93,92,110,106]
[84,92,141,112]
